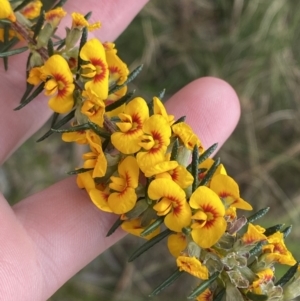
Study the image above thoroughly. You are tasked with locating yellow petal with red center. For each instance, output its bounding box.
[41,55,75,113]
[191,210,207,225]
[80,38,109,99]
[148,178,191,232]
[177,256,209,279]
[89,188,112,213]
[109,176,126,192]
[137,115,171,173]
[167,233,187,257]
[190,186,225,215]
[242,223,267,245]
[121,218,160,240]
[196,288,213,301]
[190,186,226,248]
[192,216,227,248]
[172,122,203,152]
[153,96,174,125]
[170,165,194,188]
[105,44,129,85]
[164,200,191,232]
[144,160,178,178]
[153,197,172,215]
[108,187,137,214]
[262,232,297,266]
[111,98,149,154]
[118,156,139,188]
[0,0,16,22]
[21,0,42,19]
[210,174,252,210]
[116,113,133,132]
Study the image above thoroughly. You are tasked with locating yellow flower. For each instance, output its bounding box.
[196,288,213,301]
[111,97,149,154]
[107,156,139,214]
[176,256,209,280]
[21,0,42,19]
[27,66,44,85]
[44,7,66,27]
[40,55,75,113]
[81,88,105,127]
[241,223,267,245]
[250,269,274,295]
[210,174,252,211]
[137,115,172,173]
[82,132,107,178]
[148,178,191,232]
[198,158,227,182]
[121,218,160,240]
[104,42,129,85]
[71,12,101,31]
[262,232,297,266]
[0,0,16,22]
[80,38,109,99]
[62,128,91,144]
[172,122,203,152]
[189,186,227,248]
[167,233,187,257]
[77,171,112,213]
[153,96,174,125]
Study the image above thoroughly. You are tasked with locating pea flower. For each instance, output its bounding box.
[176,256,209,280]
[189,186,227,248]
[137,115,172,173]
[39,55,75,113]
[107,156,139,214]
[80,38,109,99]
[167,233,188,257]
[0,0,16,22]
[210,174,253,211]
[148,178,191,232]
[111,97,149,154]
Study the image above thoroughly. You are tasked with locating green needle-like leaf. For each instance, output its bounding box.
[245,292,268,301]
[13,0,32,11]
[282,225,292,238]
[105,91,135,112]
[187,272,219,299]
[87,121,111,138]
[148,269,183,297]
[108,65,143,95]
[170,138,179,161]
[51,113,60,128]
[36,109,75,142]
[33,11,45,40]
[84,11,92,20]
[52,0,69,9]
[51,123,90,133]
[247,207,270,224]
[198,143,218,165]
[76,27,88,79]
[106,217,124,237]
[140,216,164,237]
[67,168,94,175]
[19,83,35,104]
[47,38,54,57]
[0,46,28,58]
[264,224,284,236]
[275,261,299,287]
[214,288,225,301]
[192,145,199,192]
[199,157,221,187]
[14,82,44,110]
[128,228,173,262]
[248,240,266,257]
[173,115,186,125]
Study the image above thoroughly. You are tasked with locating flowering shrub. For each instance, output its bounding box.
[1,1,299,300]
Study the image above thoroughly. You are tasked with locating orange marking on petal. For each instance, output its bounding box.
[90,58,107,83]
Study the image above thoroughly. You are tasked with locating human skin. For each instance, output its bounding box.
[0,1,240,300]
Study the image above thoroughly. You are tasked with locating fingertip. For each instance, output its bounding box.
[165,77,241,150]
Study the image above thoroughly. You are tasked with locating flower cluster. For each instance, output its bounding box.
[1,1,300,300]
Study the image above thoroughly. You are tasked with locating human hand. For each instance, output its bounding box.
[0,1,240,300]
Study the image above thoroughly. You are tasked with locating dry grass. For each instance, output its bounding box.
[2,0,300,300]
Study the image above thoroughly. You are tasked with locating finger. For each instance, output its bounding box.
[4,77,241,300]
[0,0,148,164]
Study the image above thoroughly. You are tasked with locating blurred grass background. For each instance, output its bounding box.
[2,0,300,300]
